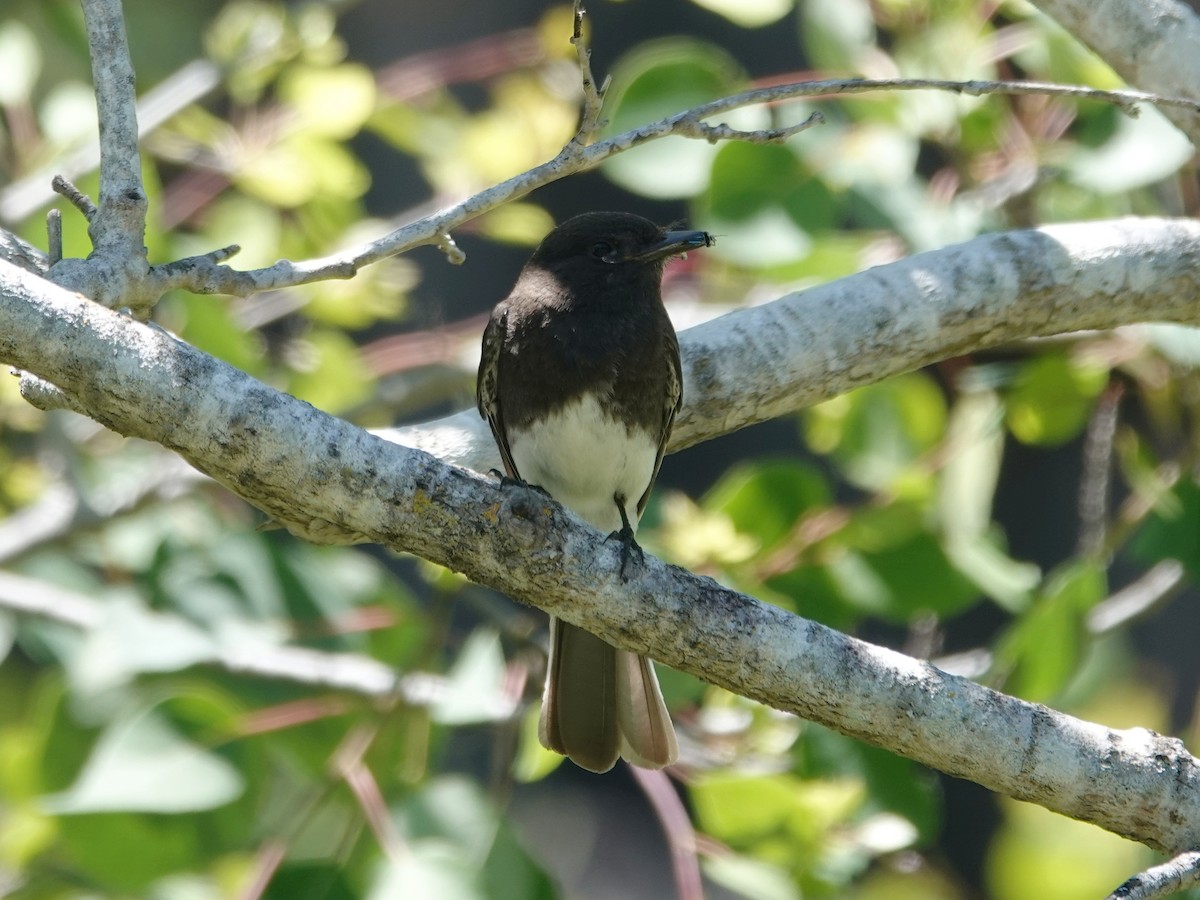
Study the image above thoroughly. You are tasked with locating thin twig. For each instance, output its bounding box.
[148,76,1200,299]
[1105,851,1200,900]
[46,209,63,266]
[1077,379,1123,558]
[569,0,609,146]
[1086,561,1187,634]
[51,175,97,221]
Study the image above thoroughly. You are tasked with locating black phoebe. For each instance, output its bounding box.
[477,212,713,773]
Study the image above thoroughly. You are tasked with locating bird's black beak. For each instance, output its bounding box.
[627,229,715,262]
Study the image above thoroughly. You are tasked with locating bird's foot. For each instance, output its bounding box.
[605,523,645,581]
[488,469,552,498]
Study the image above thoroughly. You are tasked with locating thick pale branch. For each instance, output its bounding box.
[3,223,1200,852]
[1030,0,1200,144]
[387,217,1200,473]
[77,0,147,262]
[1106,851,1200,900]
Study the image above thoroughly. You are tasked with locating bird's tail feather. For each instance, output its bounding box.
[539,617,620,773]
[538,616,677,773]
[616,649,678,769]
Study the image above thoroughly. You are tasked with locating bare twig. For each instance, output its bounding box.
[51,176,98,222]
[1086,561,1187,634]
[1077,380,1123,557]
[674,110,825,145]
[140,76,1200,300]
[46,209,63,266]
[1106,850,1200,900]
[569,0,609,146]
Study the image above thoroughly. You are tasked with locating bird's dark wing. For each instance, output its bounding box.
[477,307,522,480]
[637,326,682,517]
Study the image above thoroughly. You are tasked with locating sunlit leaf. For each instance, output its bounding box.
[368,841,484,900]
[944,532,1040,613]
[804,374,947,490]
[704,459,830,550]
[431,630,510,725]
[286,328,375,414]
[992,561,1106,702]
[0,21,41,106]
[69,595,218,694]
[1005,353,1109,446]
[603,39,747,198]
[703,854,800,900]
[692,771,801,842]
[940,388,1005,540]
[801,0,877,71]
[477,203,556,247]
[1130,475,1200,581]
[986,799,1151,900]
[689,0,794,28]
[279,63,377,139]
[42,709,243,814]
[512,707,562,782]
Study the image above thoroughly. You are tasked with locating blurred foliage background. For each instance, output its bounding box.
[1,0,1200,897]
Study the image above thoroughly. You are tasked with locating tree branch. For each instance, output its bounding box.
[124,76,1200,300]
[1106,851,1200,900]
[1029,0,1200,144]
[382,217,1200,473]
[4,224,1200,853]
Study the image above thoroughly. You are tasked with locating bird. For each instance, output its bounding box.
[476,211,713,773]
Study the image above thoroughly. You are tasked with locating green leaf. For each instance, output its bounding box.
[1066,105,1194,194]
[1005,353,1109,446]
[368,841,484,900]
[279,63,377,139]
[692,771,801,843]
[709,143,804,221]
[795,726,940,843]
[704,459,831,550]
[703,855,800,900]
[992,561,1106,702]
[689,0,794,28]
[68,595,218,694]
[856,532,981,621]
[41,709,243,814]
[804,374,947,490]
[944,532,1040,613]
[603,39,747,199]
[0,21,41,106]
[801,0,877,71]
[700,142,837,268]
[431,631,510,725]
[286,328,375,414]
[1130,475,1200,581]
[56,813,199,893]
[939,388,1005,540]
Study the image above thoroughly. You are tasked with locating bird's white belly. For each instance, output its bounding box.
[508,394,659,534]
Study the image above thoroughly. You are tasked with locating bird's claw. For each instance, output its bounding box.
[489,469,552,498]
[606,524,645,581]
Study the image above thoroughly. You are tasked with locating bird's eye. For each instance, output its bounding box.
[591,241,613,260]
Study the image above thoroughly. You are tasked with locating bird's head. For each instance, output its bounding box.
[525,212,713,290]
